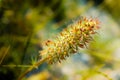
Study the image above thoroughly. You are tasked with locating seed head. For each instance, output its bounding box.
[39,17,100,64]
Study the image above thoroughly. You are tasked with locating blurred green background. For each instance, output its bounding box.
[0,0,120,80]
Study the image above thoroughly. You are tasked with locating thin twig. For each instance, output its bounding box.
[18,57,48,80]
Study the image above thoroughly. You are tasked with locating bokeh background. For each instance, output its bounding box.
[0,0,120,80]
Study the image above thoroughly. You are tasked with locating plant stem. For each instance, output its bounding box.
[0,46,10,65]
[18,57,48,80]
[96,70,113,80]
[0,65,31,67]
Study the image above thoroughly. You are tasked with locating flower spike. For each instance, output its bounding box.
[39,17,100,64]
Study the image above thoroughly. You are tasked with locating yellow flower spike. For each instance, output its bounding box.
[18,17,101,80]
[39,17,100,64]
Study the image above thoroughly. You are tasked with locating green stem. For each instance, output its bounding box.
[18,57,48,80]
[0,65,31,68]
[96,70,113,80]
[0,46,10,65]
